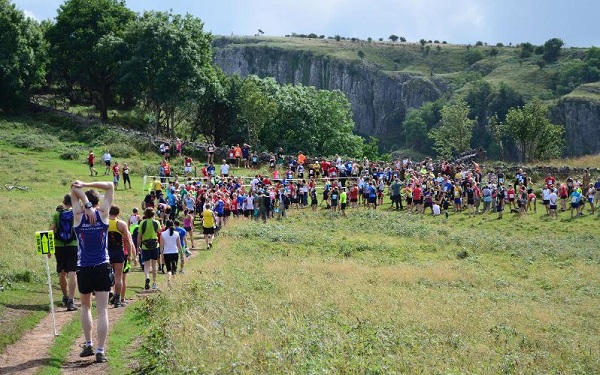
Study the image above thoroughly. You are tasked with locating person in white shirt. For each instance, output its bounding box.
[220,160,231,177]
[159,220,182,287]
[548,188,558,219]
[103,150,112,175]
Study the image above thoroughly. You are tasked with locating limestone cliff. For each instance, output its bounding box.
[551,96,600,156]
[213,42,446,147]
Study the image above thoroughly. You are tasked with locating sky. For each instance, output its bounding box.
[11,0,600,47]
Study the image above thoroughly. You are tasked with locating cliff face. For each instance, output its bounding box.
[213,40,600,156]
[213,44,445,146]
[550,97,600,156]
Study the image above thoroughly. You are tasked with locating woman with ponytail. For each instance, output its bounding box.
[159,220,182,287]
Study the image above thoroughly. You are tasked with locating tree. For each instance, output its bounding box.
[403,109,428,152]
[419,39,427,47]
[543,37,564,63]
[46,0,135,120]
[357,50,365,60]
[502,99,564,162]
[489,47,499,58]
[400,37,406,42]
[0,0,46,112]
[187,69,240,145]
[464,48,485,65]
[120,11,213,136]
[389,35,399,42]
[258,29,264,35]
[238,76,277,147]
[428,100,475,158]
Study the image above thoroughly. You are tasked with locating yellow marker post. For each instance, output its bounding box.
[36,231,58,336]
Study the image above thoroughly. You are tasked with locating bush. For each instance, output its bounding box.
[59,150,79,160]
[10,133,61,151]
[109,142,139,159]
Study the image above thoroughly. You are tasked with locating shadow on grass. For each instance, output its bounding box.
[0,302,48,312]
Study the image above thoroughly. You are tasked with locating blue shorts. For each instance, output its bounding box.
[141,248,159,262]
[108,249,125,264]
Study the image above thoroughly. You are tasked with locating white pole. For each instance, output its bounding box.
[44,255,58,336]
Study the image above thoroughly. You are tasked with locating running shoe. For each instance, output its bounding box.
[66,299,78,311]
[95,352,108,363]
[62,295,69,306]
[152,283,158,290]
[80,344,94,357]
[145,278,150,290]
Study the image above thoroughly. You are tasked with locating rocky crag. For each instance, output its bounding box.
[213,38,600,157]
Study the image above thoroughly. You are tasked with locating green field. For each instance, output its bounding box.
[1,116,599,374]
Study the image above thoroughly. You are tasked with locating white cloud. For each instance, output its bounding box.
[22,9,37,21]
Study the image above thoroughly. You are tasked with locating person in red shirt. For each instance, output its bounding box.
[349,183,359,208]
[544,173,556,189]
[320,160,330,177]
[412,184,423,213]
[112,162,120,190]
[88,151,98,176]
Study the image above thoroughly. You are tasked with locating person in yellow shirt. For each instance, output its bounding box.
[201,204,217,249]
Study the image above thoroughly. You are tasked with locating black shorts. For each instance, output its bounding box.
[108,249,125,264]
[341,203,347,210]
[163,253,179,273]
[77,263,113,294]
[105,160,111,166]
[543,199,550,205]
[203,226,215,235]
[141,248,159,262]
[55,245,78,273]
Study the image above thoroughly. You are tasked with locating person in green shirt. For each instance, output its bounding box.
[340,187,348,217]
[49,194,78,311]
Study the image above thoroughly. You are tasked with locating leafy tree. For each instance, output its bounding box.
[357,50,365,59]
[260,84,363,156]
[464,48,485,65]
[502,99,564,161]
[542,37,563,63]
[489,47,499,58]
[428,100,475,158]
[378,37,383,42]
[389,35,399,42]
[475,41,484,46]
[46,0,135,120]
[362,136,380,161]
[536,59,546,70]
[367,37,372,43]
[400,37,406,42]
[487,82,524,121]
[238,75,277,147]
[258,29,264,35]
[188,69,240,145]
[120,11,212,136]
[335,35,341,41]
[0,0,46,112]
[403,109,428,152]
[419,39,427,47]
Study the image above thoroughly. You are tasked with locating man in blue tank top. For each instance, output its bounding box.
[70,180,114,363]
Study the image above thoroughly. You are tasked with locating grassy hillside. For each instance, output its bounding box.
[1,116,599,373]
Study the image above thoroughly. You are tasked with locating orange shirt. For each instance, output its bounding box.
[297,153,306,165]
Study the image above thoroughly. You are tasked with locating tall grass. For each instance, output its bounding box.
[135,208,600,374]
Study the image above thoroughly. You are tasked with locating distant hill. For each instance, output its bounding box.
[212,36,600,158]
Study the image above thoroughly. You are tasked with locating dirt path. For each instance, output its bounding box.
[0,295,144,375]
[0,306,78,374]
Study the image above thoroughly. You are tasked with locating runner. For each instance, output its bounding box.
[107,205,134,308]
[49,195,78,311]
[137,208,161,290]
[103,150,111,175]
[88,151,98,176]
[70,180,114,363]
[160,220,182,287]
[122,163,131,189]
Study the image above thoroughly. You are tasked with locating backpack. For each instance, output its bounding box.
[56,210,76,243]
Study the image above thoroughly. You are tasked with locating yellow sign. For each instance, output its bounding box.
[36,231,56,255]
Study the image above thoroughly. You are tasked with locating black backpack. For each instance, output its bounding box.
[56,210,76,243]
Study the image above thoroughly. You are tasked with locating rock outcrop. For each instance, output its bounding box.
[213,41,445,146]
[550,96,600,156]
